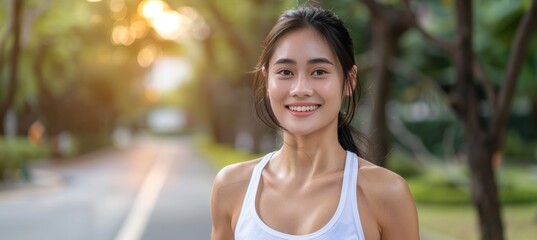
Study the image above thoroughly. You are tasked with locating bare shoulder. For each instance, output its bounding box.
[357,158,419,239]
[357,158,411,200]
[212,158,261,201]
[211,158,262,239]
[214,158,260,186]
[211,158,262,215]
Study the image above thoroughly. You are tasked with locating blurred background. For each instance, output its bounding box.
[0,0,536,239]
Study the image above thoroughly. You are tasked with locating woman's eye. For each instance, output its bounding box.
[278,70,293,76]
[312,70,327,76]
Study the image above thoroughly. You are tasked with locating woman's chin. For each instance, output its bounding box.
[282,125,321,137]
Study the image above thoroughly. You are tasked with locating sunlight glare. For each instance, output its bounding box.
[112,24,134,46]
[146,57,192,92]
[138,45,158,68]
[131,19,148,39]
[140,0,167,20]
[152,11,183,40]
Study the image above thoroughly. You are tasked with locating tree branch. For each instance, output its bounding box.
[402,0,456,52]
[451,0,476,122]
[386,56,454,164]
[473,59,497,112]
[404,0,496,113]
[388,56,450,101]
[205,2,250,61]
[386,110,440,165]
[491,0,537,145]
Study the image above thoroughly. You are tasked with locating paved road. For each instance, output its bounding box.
[0,135,216,240]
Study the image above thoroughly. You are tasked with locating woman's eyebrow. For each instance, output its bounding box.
[308,57,334,65]
[273,57,334,65]
[273,58,296,65]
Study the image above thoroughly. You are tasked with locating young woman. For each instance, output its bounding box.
[211,6,419,240]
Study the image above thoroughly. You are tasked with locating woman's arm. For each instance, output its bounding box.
[210,167,236,240]
[210,161,258,240]
[377,171,420,240]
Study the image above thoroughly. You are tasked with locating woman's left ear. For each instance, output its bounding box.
[344,65,358,96]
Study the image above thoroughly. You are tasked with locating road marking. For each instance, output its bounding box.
[115,147,173,240]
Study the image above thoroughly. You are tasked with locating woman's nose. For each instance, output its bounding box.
[290,74,313,97]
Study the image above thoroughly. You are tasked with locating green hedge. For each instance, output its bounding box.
[387,149,537,205]
[194,134,262,169]
[386,151,424,178]
[503,131,537,163]
[408,172,472,205]
[0,137,49,182]
[409,171,537,205]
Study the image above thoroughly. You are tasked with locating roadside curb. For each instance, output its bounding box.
[0,169,64,203]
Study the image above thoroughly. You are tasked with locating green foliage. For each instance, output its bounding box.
[500,184,537,204]
[394,120,464,158]
[409,166,537,205]
[323,1,369,53]
[0,137,49,182]
[386,150,424,178]
[409,170,472,205]
[194,133,262,169]
[400,0,537,112]
[503,130,537,163]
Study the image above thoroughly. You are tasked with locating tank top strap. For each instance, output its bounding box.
[348,152,366,240]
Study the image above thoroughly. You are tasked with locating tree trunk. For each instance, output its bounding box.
[199,35,238,147]
[453,1,504,239]
[361,1,412,166]
[369,20,394,166]
[468,135,504,240]
[0,0,23,135]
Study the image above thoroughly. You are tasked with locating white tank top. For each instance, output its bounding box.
[235,151,366,240]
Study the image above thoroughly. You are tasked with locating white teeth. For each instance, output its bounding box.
[288,105,319,112]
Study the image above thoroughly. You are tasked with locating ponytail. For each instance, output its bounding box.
[337,113,369,159]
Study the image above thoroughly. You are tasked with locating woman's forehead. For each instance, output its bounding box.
[269,28,339,66]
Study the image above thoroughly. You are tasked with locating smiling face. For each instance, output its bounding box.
[266,27,345,136]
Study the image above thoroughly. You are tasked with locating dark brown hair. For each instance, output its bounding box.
[253,6,369,158]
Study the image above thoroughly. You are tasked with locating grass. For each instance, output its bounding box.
[194,134,263,169]
[418,203,537,240]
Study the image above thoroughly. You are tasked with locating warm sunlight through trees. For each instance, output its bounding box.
[1,1,536,239]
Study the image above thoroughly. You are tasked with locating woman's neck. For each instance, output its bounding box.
[270,126,347,181]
